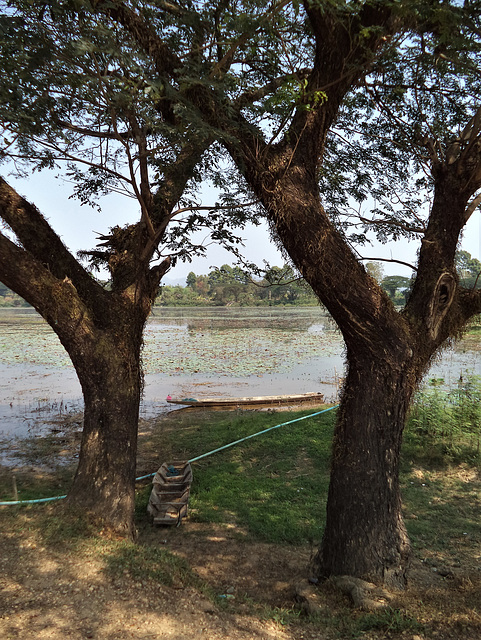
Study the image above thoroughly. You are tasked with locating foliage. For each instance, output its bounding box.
[157,264,318,306]
[365,261,384,283]
[0,283,29,306]
[0,0,304,274]
[381,275,412,304]
[320,5,481,249]
[456,250,481,289]
[406,375,481,463]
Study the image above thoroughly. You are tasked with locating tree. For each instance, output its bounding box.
[0,0,266,535]
[186,272,198,289]
[456,250,481,288]
[381,275,412,302]
[365,261,384,284]
[213,3,481,588]
[220,4,481,587]
[258,264,316,304]
[2,0,481,590]
[102,0,480,587]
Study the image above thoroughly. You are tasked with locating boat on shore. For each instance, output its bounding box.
[166,392,324,408]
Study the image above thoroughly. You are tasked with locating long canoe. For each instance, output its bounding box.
[166,392,324,408]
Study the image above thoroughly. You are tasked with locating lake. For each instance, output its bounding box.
[0,306,479,442]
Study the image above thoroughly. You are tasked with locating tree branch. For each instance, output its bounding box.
[0,178,105,303]
[464,192,481,223]
[360,256,417,272]
[0,230,98,333]
[97,1,183,80]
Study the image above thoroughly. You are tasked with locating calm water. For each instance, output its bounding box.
[0,306,479,440]
[0,306,344,439]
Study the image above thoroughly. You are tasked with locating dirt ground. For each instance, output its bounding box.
[1,508,481,640]
[1,414,480,640]
[0,515,307,640]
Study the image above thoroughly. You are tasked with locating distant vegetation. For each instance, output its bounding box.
[0,282,30,307]
[157,264,319,306]
[2,250,480,309]
[156,251,481,307]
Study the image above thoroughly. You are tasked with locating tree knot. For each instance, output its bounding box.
[427,272,456,339]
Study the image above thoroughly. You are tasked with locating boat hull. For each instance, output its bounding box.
[166,392,324,408]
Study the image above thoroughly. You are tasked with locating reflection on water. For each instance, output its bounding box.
[0,306,479,449]
[0,306,344,446]
[150,305,339,332]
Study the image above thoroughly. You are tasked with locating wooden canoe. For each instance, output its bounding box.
[147,461,193,526]
[166,392,324,408]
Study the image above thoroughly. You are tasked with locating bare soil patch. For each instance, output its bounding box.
[1,414,480,639]
[1,509,480,640]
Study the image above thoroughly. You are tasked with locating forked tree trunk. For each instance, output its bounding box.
[311,353,423,587]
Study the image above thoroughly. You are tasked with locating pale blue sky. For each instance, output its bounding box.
[5,169,480,283]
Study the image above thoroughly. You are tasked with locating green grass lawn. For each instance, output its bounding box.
[138,406,337,544]
[1,391,480,639]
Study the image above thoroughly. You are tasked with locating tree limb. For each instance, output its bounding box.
[360,256,417,272]
[0,230,96,329]
[94,1,182,80]
[464,192,481,223]
[0,178,105,303]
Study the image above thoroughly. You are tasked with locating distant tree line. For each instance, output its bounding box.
[369,251,481,306]
[2,251,479,309]
[157,264,319,306]
[0,282,30,307]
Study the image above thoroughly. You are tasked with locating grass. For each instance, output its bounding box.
[403,375,481,465]
[0,463,74,503]
[354,607,424,634]
[140,406,336,544]
[102,538,202,589]
[1,386,480,638]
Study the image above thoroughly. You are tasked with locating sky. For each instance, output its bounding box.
[5,169,481,284]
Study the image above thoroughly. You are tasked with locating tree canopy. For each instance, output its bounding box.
[1,0,481,587]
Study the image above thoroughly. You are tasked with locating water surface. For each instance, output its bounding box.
[0,307,479,443]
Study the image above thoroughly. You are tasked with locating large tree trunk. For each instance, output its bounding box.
[311,354,421,587]
[64,315,145,537]
[0,168,182,538]
[40,287,151,538]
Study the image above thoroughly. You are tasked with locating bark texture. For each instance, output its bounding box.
[64,309,145,537]
[313,358,414,587]
[0,162,183,535]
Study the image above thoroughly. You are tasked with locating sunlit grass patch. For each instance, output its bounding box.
[354,607,424,635]
[156,407,336,544]
[402,466,480,558]
[0,464,73,503]
[102,539,201,589]
[404,375,481,465]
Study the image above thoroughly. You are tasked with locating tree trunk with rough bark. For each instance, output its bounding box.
[243,158,481,586]
[0,179,167,537]
[63,309,146,537]
[311,355,419,588]
[222,124,481,584]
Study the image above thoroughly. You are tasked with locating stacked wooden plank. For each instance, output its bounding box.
[147,461,193,526]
